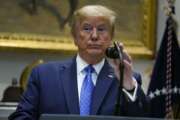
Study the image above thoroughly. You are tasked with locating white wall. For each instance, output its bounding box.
[175,0,180,42]
[0,51,70,99]
[157,0,180,50]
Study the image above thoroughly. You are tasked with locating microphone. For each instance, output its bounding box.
[105,42,123,60]
[106,42,124,116]
[106,47,119,59]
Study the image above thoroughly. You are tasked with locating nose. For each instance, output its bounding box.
[91,28,98,41]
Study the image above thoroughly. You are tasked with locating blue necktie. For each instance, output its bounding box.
[80,65,95,115]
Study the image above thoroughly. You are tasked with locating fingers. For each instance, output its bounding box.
[117,42,132,64]
[123,59,132,72]
[108,41,133,72]
[108,41,134,86]
[123,49,132,63]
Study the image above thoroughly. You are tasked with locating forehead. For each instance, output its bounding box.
[79,16,111,26]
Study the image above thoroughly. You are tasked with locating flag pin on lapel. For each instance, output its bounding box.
[108,74,114,78]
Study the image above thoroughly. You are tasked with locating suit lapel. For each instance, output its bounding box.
[91,60,115,114]
[61,58,80,114]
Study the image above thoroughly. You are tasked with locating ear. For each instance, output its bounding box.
[74,38,78,46]
[71,22,80,46]
[72,29,78,46]
[111,25,115,38]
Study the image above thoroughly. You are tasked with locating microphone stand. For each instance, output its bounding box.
[113,42,124,116]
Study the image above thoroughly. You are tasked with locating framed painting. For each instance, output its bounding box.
[0,0,156,58]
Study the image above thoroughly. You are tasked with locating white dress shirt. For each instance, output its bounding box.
[76,54,138,102]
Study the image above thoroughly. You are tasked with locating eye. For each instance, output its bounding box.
[82,25,92,33]
[97,27,107,33]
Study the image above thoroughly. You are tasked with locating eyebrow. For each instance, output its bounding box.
[82,23,91,27]
[82,23,109,27]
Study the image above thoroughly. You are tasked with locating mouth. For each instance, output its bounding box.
[88,44,101,49]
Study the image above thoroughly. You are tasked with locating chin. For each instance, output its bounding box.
[88,50,104,57]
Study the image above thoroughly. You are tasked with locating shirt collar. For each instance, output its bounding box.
[76,54,105,75]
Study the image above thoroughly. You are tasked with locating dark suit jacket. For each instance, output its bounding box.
[9,57,149,120]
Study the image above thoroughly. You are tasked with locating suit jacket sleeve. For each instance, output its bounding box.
[8,67,40,120]
[120,73,150,117]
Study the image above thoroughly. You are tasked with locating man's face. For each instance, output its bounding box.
[74,16,113,60]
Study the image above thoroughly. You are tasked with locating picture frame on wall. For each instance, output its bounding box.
[0,0,156,58]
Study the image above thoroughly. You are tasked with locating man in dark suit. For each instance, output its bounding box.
[9,5,149,120]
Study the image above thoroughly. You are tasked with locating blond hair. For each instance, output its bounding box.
[71,5,116,37]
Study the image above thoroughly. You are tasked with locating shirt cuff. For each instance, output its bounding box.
[122,77,138,102]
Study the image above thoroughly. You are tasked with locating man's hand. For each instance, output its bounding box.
[108,42,136,90]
